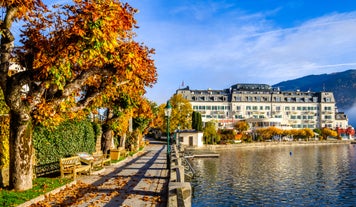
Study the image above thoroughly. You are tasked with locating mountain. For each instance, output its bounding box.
[273,69,356,111]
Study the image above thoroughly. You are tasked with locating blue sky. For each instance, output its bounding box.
[11,0,356,106]
[122,0,356,105]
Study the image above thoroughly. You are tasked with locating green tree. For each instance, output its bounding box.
[192,111,203,131]
[203,121,220,144]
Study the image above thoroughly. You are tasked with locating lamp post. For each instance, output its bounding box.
[165,100,172,169]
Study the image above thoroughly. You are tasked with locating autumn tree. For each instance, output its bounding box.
[0,0,156,190]
[234,120,249,133]
[149,103,165,139]
[160,94,193,134]
[203,120,220,144]
[256,127,283,141]
[303,128,315,141]
[321,128,338,140]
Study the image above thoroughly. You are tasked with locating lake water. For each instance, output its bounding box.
[190,144,356,206]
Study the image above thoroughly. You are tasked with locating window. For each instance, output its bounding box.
[236,106,241,110]
[285,106,290,110]
[246,106,251,110]
[265,106,270,110]
[198,106,205,110]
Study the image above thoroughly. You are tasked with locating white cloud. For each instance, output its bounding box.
[139,9,356,103]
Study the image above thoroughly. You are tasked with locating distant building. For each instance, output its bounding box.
[176,83,352,130]
[176,130,204,147]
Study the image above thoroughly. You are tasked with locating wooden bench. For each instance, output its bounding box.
[118,147,129,157]
[92,151,111,166]
[59,156,91,179]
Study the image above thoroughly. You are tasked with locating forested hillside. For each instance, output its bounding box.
[273,69,356,110]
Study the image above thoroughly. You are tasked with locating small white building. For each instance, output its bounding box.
[176,130,204,147]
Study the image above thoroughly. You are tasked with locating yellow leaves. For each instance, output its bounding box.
[33,101,64,128]
[10,0,156,132]
[32,97,87,128]
[85,75,102,88]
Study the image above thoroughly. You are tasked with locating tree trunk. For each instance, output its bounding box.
[9,110,34,191]
[101,129,113,154]
[119,133,126,149]
[95,127,102,152]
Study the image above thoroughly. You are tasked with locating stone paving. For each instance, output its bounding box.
[29,140,169,207]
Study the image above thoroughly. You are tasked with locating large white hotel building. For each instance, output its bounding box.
[176,83,350,130]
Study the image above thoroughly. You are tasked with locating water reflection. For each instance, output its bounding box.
[191,144,356,206]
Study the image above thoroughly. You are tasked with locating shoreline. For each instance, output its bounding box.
[185,140,353,151]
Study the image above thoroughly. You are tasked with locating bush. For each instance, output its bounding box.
[33,120,96,165]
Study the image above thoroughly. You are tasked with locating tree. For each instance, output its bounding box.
[234,120,249,133]
[160,94,193,134]
[303,128,315,141]
[256,127,283,141]
[192,111,202,131]
[321,128,338,140]
[0,0,156,190]
[203,121,220,144]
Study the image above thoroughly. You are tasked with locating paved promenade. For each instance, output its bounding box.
[29,140,169,207]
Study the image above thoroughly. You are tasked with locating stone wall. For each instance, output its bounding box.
[168,144,192,207]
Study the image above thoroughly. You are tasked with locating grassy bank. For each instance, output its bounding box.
[0,177,72,207]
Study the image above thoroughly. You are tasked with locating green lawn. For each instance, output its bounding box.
[0,177,72,207]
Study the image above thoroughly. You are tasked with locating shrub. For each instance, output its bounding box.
[33,120,96,165]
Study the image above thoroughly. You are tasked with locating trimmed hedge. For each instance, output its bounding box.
[33,120,96,165]
[0,116,10,168]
